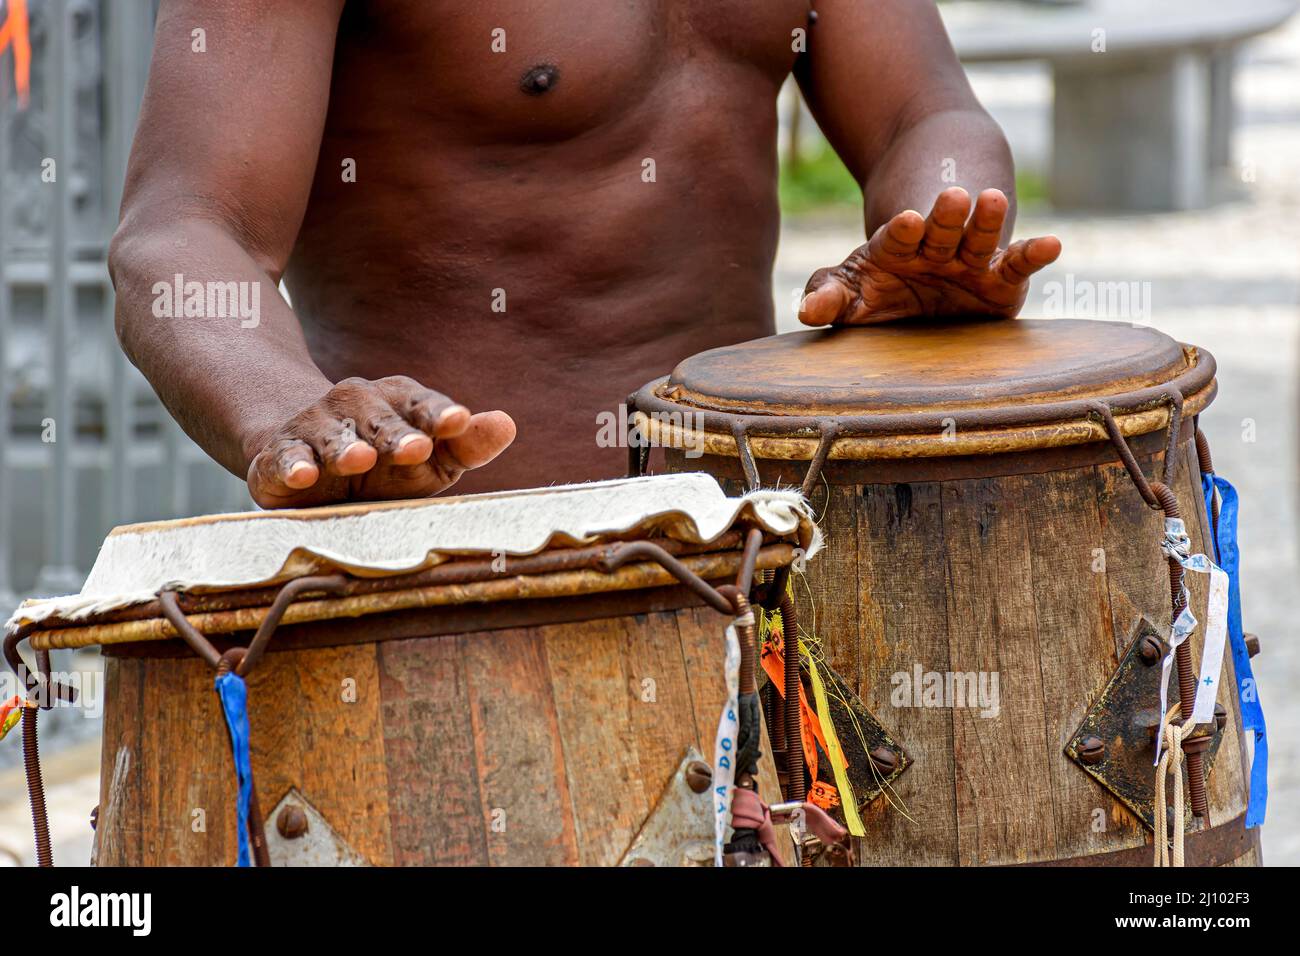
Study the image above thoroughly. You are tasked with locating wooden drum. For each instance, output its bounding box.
[631,317,1261,866]
[9,475,817,866]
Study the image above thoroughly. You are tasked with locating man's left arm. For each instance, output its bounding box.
[794,0,1060,325]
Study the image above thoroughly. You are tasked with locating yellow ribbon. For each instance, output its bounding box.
[802,641,865,837]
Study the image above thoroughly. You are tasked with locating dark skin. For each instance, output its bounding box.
[109,0,1060,507]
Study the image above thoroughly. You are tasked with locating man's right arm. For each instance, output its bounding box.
[110,0,514,507]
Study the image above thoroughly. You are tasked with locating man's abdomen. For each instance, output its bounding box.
[286,38,788,491]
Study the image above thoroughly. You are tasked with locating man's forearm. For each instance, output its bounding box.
[861,108,1017,241]
[109,217,333,477]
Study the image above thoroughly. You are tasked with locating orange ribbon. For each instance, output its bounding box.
[760,633,827,788]
[0,0,31,108]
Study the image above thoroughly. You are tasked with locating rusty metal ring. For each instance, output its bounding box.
[3,627,79,709]
[158,590,224,669]
[236,575,348,676]
[160,574,350,675]
[598,541,736,614]
[732,422,762,491]
[800,422,841,498]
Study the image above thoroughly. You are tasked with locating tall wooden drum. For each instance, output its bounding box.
[8,475,818,866]
[631,317,1261,866]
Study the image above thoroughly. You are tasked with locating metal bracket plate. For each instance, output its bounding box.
[1065,618,1224,832]
[264,788,369,867]
[619,748,716,867]
[815,662,910,821]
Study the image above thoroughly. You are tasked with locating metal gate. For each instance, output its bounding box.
[1,0,250,624]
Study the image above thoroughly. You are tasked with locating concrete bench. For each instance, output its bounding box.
[941,0,1298,209]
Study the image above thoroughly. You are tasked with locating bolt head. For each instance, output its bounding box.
[1244,633,1261,658]
[1213,703,1228,732]
[869,746,899,775]
[684,760,713,794]
[1138,635,1163,665]
[276,805,309,840]
[1078,736,1106,765]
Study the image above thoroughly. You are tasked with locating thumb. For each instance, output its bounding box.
[798,271,852,327]
[438,410,517,471]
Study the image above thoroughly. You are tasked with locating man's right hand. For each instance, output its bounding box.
[245,376,516,508]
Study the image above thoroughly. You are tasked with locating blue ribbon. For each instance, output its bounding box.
[214,671,254,866]
[1202,473,1268,827]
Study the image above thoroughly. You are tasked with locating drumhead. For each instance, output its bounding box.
[632,318,1215,461]
[666,318,1187,415]
[8,475,819,651]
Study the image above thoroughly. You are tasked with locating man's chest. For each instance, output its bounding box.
[334,0,812,141]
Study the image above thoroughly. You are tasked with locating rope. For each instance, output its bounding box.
[1153,703,1187,867]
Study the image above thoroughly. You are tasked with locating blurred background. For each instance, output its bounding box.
[0,0,1296,865]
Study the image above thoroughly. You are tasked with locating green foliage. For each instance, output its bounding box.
[779,143,1049,215]
[779,144,861,216]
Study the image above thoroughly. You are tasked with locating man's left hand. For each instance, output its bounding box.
[798,187,1061,326]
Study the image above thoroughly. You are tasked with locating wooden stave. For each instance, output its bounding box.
[93,585,791,867]
[664,435,1256,867]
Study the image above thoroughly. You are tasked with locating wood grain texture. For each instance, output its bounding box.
[98,645,394,867]
[943,476,1057,865]
[1096,457,1169,661]
[97,599,794,866]
[378,633,488,865]
[545,616,650,866]
[246,643,393,866]
[619,610,707,810]
[799,482,861,692]
[94,435,1253,867]
[1024,468,1143,859]
[854,481,959,866]
[96,655,237,866]
[462,625,579,866]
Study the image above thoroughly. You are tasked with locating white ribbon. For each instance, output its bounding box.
[711,614,746,866]
[1155,518,1229,764]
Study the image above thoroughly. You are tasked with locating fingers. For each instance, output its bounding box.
[327,380,435,467]
[996,234,1062,285]
[247,438,321,506]
[867,209,925,263]
[377,377,469,440]
[958,189,1009,269]
[919,187,971,264]
[799,208,928,327]
[246,376,515,507]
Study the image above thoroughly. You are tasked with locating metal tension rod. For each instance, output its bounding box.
[1088,393,1209,820]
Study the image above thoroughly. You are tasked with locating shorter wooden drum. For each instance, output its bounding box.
[9,475,816,866]
[631,318,1261,867]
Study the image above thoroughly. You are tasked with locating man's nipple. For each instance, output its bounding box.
[520,63,559,96]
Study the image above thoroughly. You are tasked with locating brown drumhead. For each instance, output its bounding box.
[666,318,1189,415]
